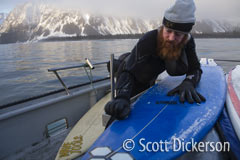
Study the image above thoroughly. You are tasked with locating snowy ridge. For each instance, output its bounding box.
[192,19,234,33]
[0,2,239,44]
[0,13,8,25]
[0,2,161,43]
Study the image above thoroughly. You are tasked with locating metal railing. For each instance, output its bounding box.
[48,59,109,95]
[0,58,112,109]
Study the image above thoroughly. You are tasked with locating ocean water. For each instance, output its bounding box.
[0,38,240,106]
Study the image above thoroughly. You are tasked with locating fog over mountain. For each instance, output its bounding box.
[2,0,239,21]
[0,2,239,44]
[0,13,8,25]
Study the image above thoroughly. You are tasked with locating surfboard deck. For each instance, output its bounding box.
[226,65,240,140]
[81,66,226,160]
[55,92,111,160]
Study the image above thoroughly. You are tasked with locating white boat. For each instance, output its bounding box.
[0,58,230,159]
[0,59,112,159]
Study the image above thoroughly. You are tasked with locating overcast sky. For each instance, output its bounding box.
[1,0,240,22]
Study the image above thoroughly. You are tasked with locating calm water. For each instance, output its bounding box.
[0,38,240,106]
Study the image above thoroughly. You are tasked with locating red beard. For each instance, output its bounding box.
[157,28,187,61]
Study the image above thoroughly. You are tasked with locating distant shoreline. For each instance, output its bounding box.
[41,33,240,42]
[1,33,240,44]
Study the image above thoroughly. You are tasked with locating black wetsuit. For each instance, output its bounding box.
[115,29,202,100]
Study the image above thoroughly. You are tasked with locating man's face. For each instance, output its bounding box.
[157,26,187,60]
[162,26,186,46]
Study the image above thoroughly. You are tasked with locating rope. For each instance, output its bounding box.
[84,67,98,98]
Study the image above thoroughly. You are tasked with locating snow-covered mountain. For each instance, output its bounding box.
[0,13,8,25]
[0,2,239,44]
[192,19,239,34]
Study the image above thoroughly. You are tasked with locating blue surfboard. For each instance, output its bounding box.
[81,66,226,160]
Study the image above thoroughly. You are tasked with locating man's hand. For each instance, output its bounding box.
[104,98,130,120]
[167,80,206,103]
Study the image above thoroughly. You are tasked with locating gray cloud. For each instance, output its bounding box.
[46,0,172,19]
[0,0,30,12]
[1,0,240,22]
[195,0,240,21]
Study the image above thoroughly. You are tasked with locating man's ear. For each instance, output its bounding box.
[183,34,191,45]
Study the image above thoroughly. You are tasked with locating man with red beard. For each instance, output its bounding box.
[105,0,206,120]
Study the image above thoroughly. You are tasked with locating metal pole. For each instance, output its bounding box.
[110,54,115,100]
[53,71,70,95]
[84,67,97,98]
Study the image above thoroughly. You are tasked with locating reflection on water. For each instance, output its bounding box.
[0,38,240,106]
[196,39,240,72]
[0,39,138,105]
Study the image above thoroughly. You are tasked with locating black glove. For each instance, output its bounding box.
[167,79,206,104]
[104,98,130,120]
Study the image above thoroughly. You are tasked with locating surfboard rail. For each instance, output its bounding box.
[226,65,240,140]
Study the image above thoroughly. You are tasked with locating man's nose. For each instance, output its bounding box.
[168,32,176,41]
